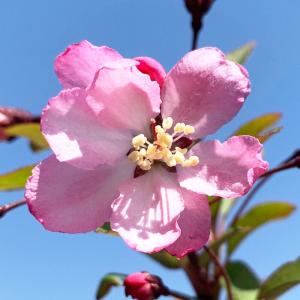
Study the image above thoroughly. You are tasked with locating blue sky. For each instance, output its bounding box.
[1,0,300,299]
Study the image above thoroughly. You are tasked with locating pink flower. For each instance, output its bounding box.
[124,272,166,300]
[25,40,268,258]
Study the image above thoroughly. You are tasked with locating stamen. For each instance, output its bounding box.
[132,134,147,149]
[129,118,199,171]
[162,117,173,130]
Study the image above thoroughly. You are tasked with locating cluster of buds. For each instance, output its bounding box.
[128,117,199,171]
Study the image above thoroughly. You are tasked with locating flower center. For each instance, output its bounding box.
[128,117,199,171]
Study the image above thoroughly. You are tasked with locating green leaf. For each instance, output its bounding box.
[0,165,34,191]
[228,202,295,255]
[257,126,282,143]
[96,273,126,299]
[95,222,118,236]
[259,258,300,300]
[226,261,260,300]
[226,42,256,65]
[233,113,282,139]
[147,251,181,269]
[4,123,49,152]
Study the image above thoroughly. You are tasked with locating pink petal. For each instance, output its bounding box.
[25,155,134,233]
[166,189,210,258]
[55,40,122,89]
[86,63,161,136]
[41,88,132,169]
[134,56,166,88]
[161,48,250,138]
[178,136,269,198]
[110,167,184,253]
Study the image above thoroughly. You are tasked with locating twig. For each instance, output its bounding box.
[203,246,233,300]
[167,288,194,300]
[0,199,26,218]
[231,154,300,226]
[261,156,300,177]
[184,0,215,50]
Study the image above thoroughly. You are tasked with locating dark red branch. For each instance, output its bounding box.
[0,199,26,218]
[231,152,300,226]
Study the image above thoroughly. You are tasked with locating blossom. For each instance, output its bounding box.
[25,40,268,258]
[124,272,166,300]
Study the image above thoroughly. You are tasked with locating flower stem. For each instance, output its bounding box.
[203,246,233,300]
[0,199,26,218]
[167,288,194,300]
[184,0,215,50]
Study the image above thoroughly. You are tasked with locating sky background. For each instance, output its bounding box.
[0,0,300,299]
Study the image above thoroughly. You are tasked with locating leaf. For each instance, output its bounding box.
[96,273,126,299]
[147,251,181,269]
[228,202,295,255]
[226,261,260,300]
[233,113,282,139]
[4,123,49,152]
[259,258,300,300]
[257,127,282,143]
[0,165,34,191]
[226,42,256,65]
[95,222,118,236]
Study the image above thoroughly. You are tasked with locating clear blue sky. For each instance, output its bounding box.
[1,0,300,299]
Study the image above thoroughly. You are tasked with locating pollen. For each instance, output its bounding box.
[128,117,199,171]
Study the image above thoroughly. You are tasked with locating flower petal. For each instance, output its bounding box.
[166,189,210,258]
[110,166,184,253]
[42,88,132,169]
[55,40,122,89]
[161,48,250,138]
[134,56,166,88]
[86,63,161,136]
[25,155,134,233]
[178,136,269,198]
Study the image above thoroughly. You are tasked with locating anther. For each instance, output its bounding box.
[162,117,173,130]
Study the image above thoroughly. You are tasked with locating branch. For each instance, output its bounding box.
[167,288,194,300]
[203,246,233,300]
[184,0,215,50]
[231,151,300,226]
[0,199,26,218]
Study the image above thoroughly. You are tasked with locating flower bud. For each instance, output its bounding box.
[124,272,167,300]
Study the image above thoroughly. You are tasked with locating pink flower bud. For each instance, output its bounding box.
[124,272,167,300]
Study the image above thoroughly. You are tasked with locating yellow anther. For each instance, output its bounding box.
[174,123,186,133]
[184,125,195,135]
[132,134,147,149]
[146,144,157,156]
[183,156,199,167]
[175,147,188,154]
[162,148,173,160]
[174,151,185,164]
[162,117,173,130]
[166,157,177,167]
[156,132,173,148]
[189,156,199,166]
[137,159,152,171]
[139,148,147,157]
[128,151,140,162]
[155,125,165,134]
